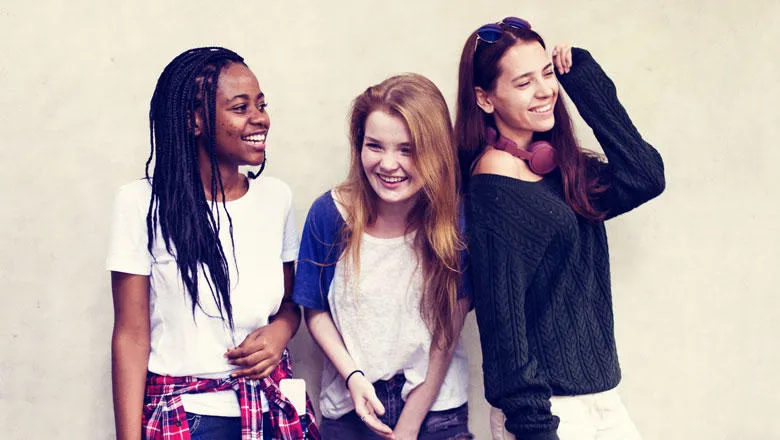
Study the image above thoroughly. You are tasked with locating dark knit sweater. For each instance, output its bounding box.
[465,48,665,440]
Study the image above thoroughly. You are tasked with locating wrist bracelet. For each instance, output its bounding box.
[345,369,365,389]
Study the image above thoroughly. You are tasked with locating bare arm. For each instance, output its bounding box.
[392,297,471,439]
[305,307,394,439]
[111,271,151,440]
[228,262,301,378]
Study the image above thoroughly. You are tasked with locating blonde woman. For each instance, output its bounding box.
[293,73,473,440]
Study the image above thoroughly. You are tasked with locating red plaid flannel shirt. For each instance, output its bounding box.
[141,350,320,440]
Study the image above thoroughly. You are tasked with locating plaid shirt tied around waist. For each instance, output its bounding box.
[142,349,320,440]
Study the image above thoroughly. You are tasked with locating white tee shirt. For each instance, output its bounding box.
[319,212,469,418]
[106,176,298,416]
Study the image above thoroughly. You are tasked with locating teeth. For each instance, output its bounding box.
[379,175,406,183]
[531,104,552,113]
[242,134,266,143]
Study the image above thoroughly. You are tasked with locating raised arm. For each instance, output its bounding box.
[557,47,666,219]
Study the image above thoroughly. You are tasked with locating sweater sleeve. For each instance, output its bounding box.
[292,191,344,311]
[558,48,666,220]
[466,186,560,440]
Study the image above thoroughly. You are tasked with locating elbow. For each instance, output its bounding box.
[634,156,666,203]
[111,327,151,359]
[647,170,666,200]
[647,151,666,199]
[303,307,322,330]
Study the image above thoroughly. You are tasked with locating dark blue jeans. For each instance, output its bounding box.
[320,374,473,440]
[185,412,273,440]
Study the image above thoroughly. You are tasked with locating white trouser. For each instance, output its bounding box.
[489,388,642,440]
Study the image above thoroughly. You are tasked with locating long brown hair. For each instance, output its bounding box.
[337,73,464,348]
[455,23,607,221]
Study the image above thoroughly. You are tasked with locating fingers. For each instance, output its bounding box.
[552,44,573,74]
[227,348,281,367]
[350,379,393,438]
[240,364,277,380]
[360,412,394,438]
[229,357,277,379]
[552,45,562,74]
[224,344,255,360]
[227,348,282,379]
[563,44,573,73]
[367,391,386,416]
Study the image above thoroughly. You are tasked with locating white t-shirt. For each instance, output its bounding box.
[319,226,469,418]
[106,176,299,416]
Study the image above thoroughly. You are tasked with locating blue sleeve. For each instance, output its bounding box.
[292,191,345,311]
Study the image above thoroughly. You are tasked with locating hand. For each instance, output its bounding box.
[552,44,573,74]
[348,374,395,439]
[225,323,288,379]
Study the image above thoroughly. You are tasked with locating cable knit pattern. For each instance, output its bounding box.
[465,48,665,440]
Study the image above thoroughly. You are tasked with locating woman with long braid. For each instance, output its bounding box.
[107,47,318,440]
[455,18,665,440]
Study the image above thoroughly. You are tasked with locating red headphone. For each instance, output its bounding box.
[486,127,557,175]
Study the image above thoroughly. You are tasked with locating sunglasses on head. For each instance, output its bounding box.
[475,17,532,50]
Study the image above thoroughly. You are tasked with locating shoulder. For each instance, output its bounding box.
[303,190,344,239]
[472,148,522,179]
[308,190,340,218]
[248,175,295,211]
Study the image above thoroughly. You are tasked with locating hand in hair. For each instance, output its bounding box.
[348,373,395,439]
[552,43,573,74]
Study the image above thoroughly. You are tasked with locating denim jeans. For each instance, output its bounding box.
[320,374,473,440]
[185,412,273,440]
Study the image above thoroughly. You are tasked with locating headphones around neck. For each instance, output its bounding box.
[486,127,557,175]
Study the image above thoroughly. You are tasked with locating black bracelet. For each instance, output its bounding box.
[345,369,365,389]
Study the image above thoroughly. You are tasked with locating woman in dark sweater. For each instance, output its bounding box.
[454,17,665,440]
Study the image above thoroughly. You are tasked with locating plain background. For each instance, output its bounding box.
[1,0,778,438]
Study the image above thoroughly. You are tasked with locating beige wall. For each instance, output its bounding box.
[1,0,778,438]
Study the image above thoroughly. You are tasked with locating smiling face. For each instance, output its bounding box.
[198,62,269,168]
[360,110,423,214]
[476,41,558,146]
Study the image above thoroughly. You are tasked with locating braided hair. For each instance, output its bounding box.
[145,47,248,330]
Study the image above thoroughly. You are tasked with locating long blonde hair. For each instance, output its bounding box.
[336,73,464,348]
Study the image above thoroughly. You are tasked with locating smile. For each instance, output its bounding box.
[241,133,266,145]
[529,103,552,113]
[377,174,408,184]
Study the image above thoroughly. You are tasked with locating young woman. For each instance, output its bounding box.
[107,47,318,440]
[455,18,665,440]
[293,73,473,440]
